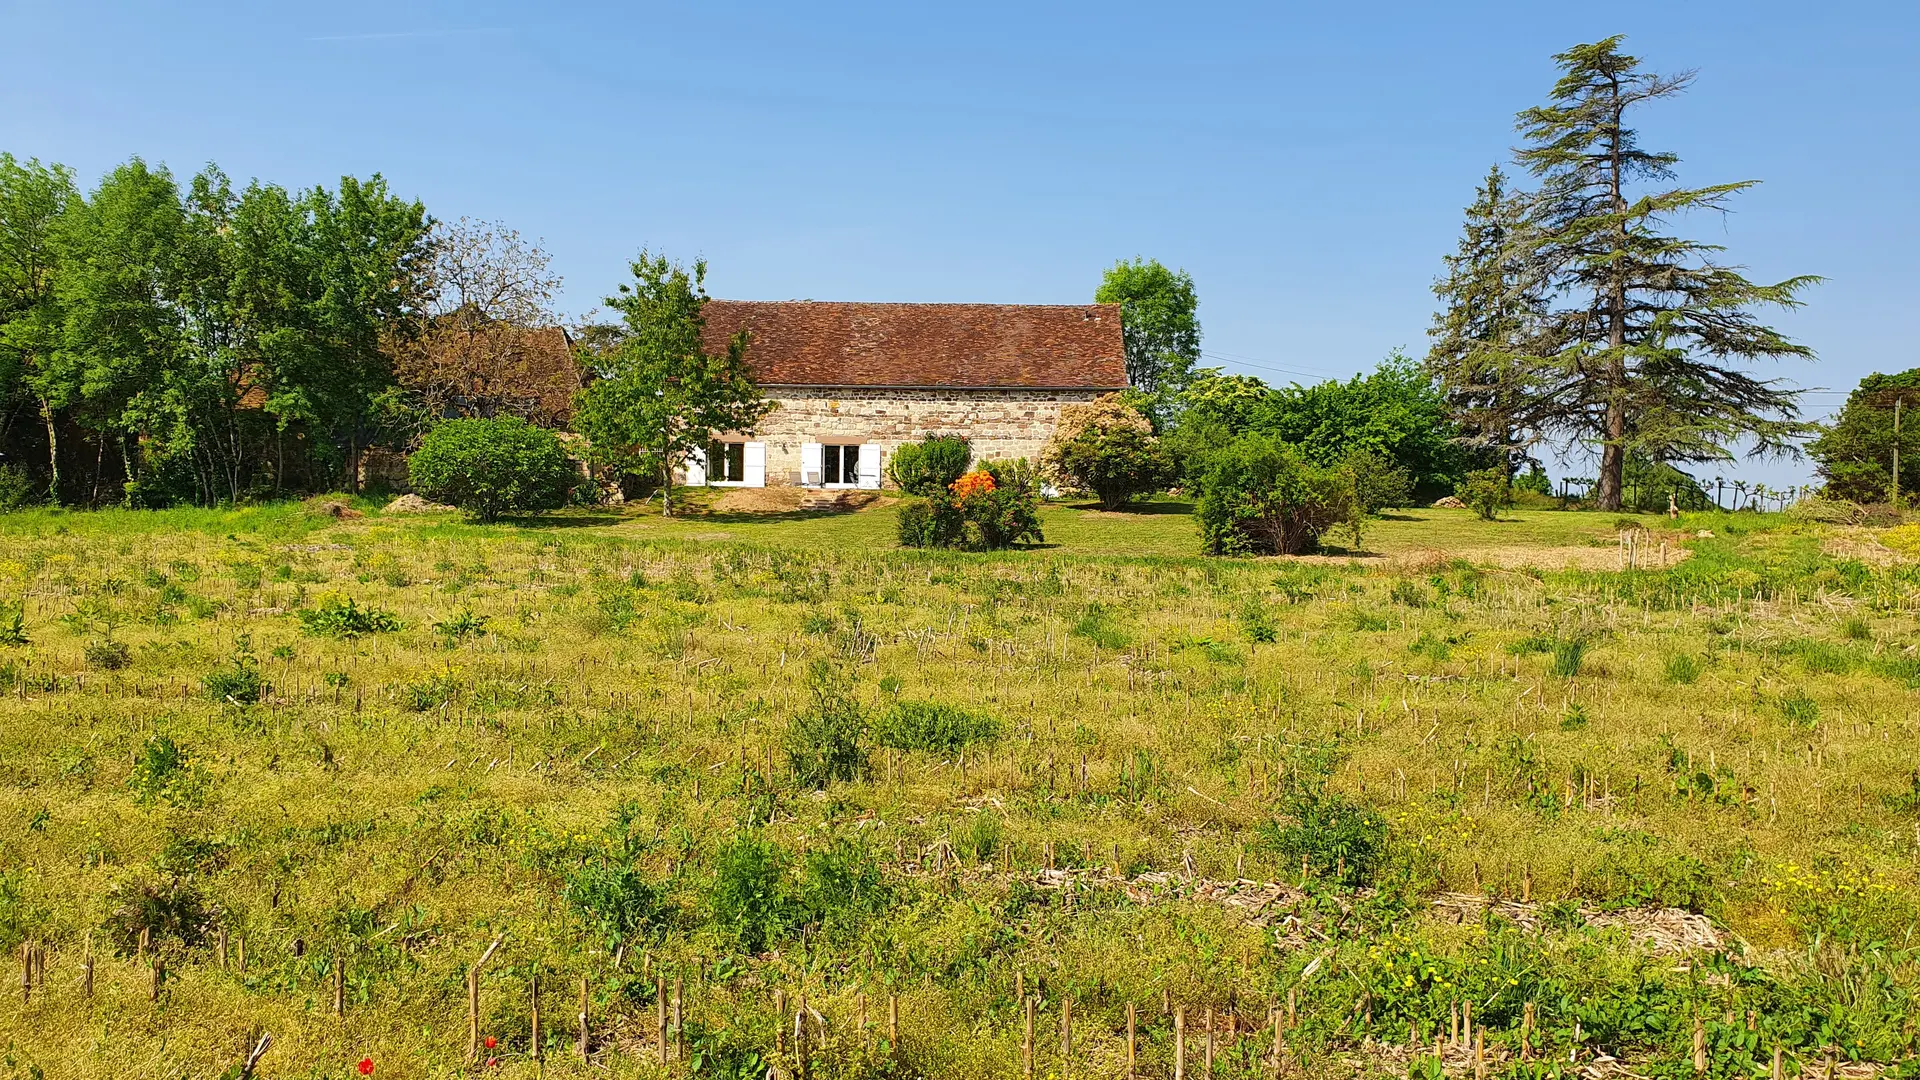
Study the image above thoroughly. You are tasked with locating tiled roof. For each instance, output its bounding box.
[700,301,1128,390]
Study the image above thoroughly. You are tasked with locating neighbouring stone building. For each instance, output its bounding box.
[689,300,1128,488]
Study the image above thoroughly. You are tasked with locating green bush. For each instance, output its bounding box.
[871,700,1000,753]
[1457,467,1512,521]
[1258,792,1388,887]
[202,648,266,705]
[885,435,972,495]
[407,417,577,522]
[1339,447,1414,514]
[102,875,215,956]
[565,862,662,948]
[84,638,131,671]
[0,601,24,647]
[1194,435,1353,556]
[1041,398,1171,510]
[895,462,1044,551]
[297,594,402,638]
[708,832,792,954]
[785,660,868,787]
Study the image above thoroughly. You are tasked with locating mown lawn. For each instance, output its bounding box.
[0,498,1915,1079]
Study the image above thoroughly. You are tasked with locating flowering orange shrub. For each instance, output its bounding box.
[949,470,997,499]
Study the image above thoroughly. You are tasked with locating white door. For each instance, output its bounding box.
[857,443,882,490]
[685,446,707,486]
[801,442,823,486]
[743,442,766,488]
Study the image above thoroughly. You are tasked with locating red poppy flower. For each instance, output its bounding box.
[357,1059,374,1076]
[485,1058,499,1069]
[483,1036,497,1049]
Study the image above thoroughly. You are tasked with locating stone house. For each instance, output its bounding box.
[688,300,1128,488]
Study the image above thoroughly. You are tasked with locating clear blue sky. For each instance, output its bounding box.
[5,0,1914,486]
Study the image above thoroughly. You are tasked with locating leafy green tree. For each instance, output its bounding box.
[885,435,971,495]
[406,416,576,522]
[573,253,771,516]
[0,154,77,501]
[1484,36,1818,510]
[1808,370,1920,505]
[1094,258,1200,404]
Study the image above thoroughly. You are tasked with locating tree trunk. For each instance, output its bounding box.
[1594,83,1630,512]
[39,399,59,505]
[661,453,673,518]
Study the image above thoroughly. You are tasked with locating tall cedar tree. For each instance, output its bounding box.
[1426,165,1556,475]
[1455,37,1817,510]
[572,253,770,516]
[1093,258,1200,405]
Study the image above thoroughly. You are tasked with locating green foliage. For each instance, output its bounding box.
[1177,356,1472,502]
[406,417,576,522]
[1809,369,1920,504]
[1194,434,1353,555]
[572,253,773,516]
[1340,447,1415,514]
[707,832,791,954]
[1259,792,1389,887]
[884,435,971,495]
[0,464,36,510]
[895,464,1043,551]
[1457,467,1512,520]
[871,700,1000,753]
[102,875,215,955]
[433,607,490,643]
[0,599,24,646]
[565,862,662,948]
[1662,653,1700,685]
[202,641,266,705]
[297,594,401,638]
[1094,257,1201,401]
[1549,637,1587,677]
[1040,394,1170,509]
[83,637,131,670]
[785,660,868,787]
[128,734,204,806]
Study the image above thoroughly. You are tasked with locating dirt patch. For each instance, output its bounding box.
[711,487,809,513]
[384,494,456,514]
[710,488,882,514]
[1823,526,1908,566]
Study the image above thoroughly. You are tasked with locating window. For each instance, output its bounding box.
[707,440,746,483]
[822,443,859,485]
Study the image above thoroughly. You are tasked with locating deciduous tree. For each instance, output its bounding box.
[1094,258,1200,405]
[572,253,770,516]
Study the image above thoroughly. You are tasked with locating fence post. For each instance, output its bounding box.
[1174,1005,1186,1080]
[579,975,591,1062]
[1126,1002,1136,1080]
[1023,995,1034,1080]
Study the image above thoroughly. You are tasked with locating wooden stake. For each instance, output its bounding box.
[149,955,164,1002]
[530,971,542,1063]
[776,989,788,1054]
[674,975,684,1060]
[236,934,246,973]
[1175,1005,1187,1080]
[1474,1028,1485,1080]
[1771,1046,1784,1080]
[889,993,899,1051]
[1061,995,1073,1059]
[1206,1006,1215,1076]
[466,935,502,1062]
[1023,995,1035,1080]
[1692,1016,1706,1074]
[333,953,345,1016]
[657,976,669,1066]
[1287,987,1297,1028]
[579,976,590,1062]
[18,943,27,1004]
[1522,1001,1535,1060]
[1271,1009,1284,1079]
[218,927,228,970]
[1126,1002,1137,1080]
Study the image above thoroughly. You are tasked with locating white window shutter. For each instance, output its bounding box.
[857,443,882,490]
[684,446,706,487]
[743,442,766,488]
[801,442,823,486]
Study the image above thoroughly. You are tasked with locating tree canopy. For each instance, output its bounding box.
[1427,36,1818,510]
[1094,258,1200,407]
[1808,370,1920,505]
[571,253,771,516]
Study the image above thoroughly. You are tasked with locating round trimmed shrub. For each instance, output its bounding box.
[407,417,576,522]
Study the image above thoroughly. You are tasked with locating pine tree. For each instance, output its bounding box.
[1425,164,1555,475]
[1435,37,1819,510]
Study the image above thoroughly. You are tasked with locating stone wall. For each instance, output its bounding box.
[720,386,1105,486]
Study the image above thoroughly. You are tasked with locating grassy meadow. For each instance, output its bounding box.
[1,498,1918,1079]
